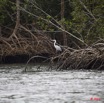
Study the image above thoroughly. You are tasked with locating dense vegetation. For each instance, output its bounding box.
[0,0,104,57]
[0,0,104,69]
[1,0,104,43]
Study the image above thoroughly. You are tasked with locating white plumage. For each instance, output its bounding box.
[52,40,62,52]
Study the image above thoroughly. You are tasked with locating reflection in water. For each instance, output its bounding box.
[0,64,104,103]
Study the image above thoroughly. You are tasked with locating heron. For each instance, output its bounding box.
[52,39,62,52]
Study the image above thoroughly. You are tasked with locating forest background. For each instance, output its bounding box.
[0,0,104,58]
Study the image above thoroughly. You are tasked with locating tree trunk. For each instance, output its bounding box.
[10,0,20,38]
[61,0,67,46]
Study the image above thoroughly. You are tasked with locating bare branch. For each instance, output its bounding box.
[24,55,49,72]
[78,0,97,21]
[10,0,20,39]
[20,7,87,46]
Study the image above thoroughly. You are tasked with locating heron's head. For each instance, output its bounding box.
[51,39,56,43]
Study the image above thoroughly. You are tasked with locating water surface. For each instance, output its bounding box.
[0,64,104,103]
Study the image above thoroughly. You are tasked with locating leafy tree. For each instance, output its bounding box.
[0,0,103,44]
[70,0,104,43]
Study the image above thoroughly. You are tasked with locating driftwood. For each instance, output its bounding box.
[53,43,104,70]
[0,31,55,57]
[23,42,104,72]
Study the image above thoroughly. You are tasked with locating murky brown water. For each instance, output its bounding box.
[0,64,104,103]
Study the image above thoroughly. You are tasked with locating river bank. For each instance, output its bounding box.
[0,35,104,70]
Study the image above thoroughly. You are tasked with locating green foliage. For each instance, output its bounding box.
[70,0,104,43]
[0,0,104,44]
[0,0,7,24]
[0,0,16,25]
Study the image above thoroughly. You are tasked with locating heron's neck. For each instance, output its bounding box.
[54,41,56,47]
